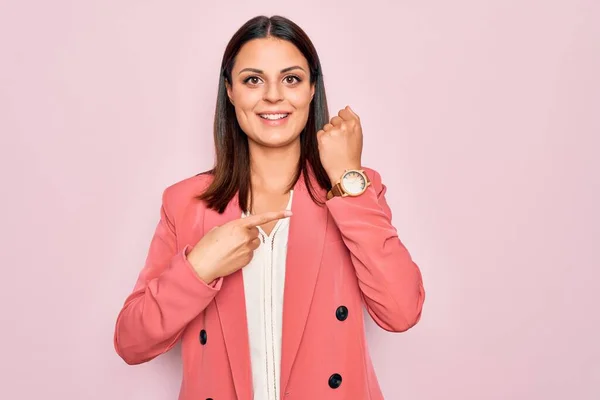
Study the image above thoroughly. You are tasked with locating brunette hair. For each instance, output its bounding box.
[197,15,331,213]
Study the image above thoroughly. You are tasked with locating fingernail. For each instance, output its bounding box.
[284,210,293,217]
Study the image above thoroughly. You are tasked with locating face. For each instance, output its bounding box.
[226,37,315,149]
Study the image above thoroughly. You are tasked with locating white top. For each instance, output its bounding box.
[241,190,294,400]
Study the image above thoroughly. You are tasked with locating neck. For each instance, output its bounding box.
[248,138,300,194]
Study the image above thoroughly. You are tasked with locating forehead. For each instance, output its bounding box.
[233,37,309,73]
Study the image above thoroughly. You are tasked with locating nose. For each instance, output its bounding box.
[263,82,283,103]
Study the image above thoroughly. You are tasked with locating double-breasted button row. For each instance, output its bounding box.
[201,330,210,399]
[329,305,347,389]
[200,307,345,392]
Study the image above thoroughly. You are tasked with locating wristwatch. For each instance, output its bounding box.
[326,169,371,200]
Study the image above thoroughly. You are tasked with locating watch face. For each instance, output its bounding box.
[341,170,367,195]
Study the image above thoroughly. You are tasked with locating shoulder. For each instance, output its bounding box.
[161,171,215,218]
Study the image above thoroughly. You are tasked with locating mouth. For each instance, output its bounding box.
[257,112,291,126]
[258,112,290,120]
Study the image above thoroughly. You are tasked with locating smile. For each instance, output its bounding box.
[258,113,289,120]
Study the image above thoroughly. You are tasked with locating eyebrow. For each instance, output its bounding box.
[238,65,306,75]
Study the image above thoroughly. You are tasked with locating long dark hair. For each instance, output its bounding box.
[197,15,331,213]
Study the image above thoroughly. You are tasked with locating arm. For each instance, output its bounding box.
[114,188,222,365]
[325,169,425,332]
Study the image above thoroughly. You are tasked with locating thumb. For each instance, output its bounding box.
[346,105,360,120]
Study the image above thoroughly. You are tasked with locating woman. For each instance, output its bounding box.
[114,15,425,400]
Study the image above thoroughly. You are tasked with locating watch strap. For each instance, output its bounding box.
[326,182,345,200]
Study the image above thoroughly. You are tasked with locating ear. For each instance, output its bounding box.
[225,80,235,105]
[310,84,315,100]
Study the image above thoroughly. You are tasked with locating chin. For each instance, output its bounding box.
[259,134,298,148]
[250,126,300,147]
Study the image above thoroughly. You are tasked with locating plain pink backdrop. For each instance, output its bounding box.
[1,0,598,399]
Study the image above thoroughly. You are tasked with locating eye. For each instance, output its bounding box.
[283,75,301,85]
[243,76,262,86]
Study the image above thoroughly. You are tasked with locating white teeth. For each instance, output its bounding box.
[259,113,289,120]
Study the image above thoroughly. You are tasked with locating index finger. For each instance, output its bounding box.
[240,210,293,228]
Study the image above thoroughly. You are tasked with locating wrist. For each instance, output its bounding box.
[194,266,217,285]
[185,249,217,284]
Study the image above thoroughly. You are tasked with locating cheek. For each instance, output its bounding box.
[232,92,261,125]
[232,88,261,111]
[287,88,313,109]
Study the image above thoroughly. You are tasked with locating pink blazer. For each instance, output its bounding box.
[114,167,425,400]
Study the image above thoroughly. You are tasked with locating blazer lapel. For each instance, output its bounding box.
[280,174,328,396]
[203,197,253,400]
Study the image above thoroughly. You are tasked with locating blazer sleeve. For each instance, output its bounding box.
[325,168,425,332]
[114,188,223,365]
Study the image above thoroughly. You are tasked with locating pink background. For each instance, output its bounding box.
[1,0,599,399]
